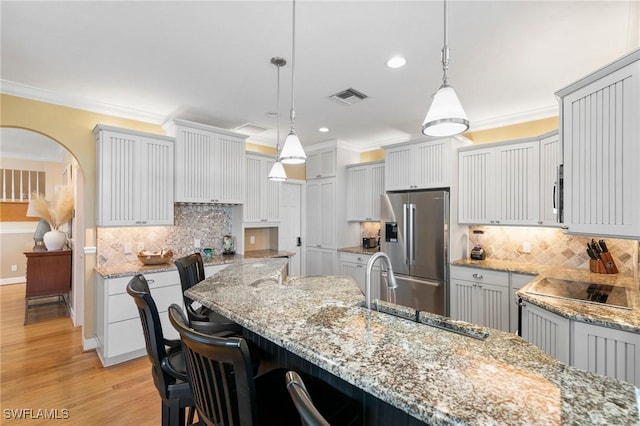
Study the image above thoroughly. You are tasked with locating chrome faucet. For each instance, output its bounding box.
[365,252,398,313]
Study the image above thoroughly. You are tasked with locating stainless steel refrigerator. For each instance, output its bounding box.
[380,190,449,316]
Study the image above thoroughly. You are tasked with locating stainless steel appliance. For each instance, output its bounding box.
[380,190,449,315]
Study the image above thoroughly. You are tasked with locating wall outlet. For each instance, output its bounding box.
[522,241,531,254]
[194,238,201,248]
[11,264,18,272]
[124,242,133,254]
[249,235,255,245]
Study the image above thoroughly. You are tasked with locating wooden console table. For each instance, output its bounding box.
[24,248,71,324]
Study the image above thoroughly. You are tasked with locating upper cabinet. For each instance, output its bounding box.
[244,152,279,224]
[163,119,247,204]
[458,131,560,227]
[384,139,462,191]
[305,146,337,179]
[556,49,640,239]
[346,161,384,221]
[94,125,174,227]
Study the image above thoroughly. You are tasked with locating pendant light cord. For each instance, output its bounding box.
[290,0,297,126]
[441,0,450,87]
[276,63,281,158]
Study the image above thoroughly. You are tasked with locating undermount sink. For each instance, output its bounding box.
[361,300,488,340]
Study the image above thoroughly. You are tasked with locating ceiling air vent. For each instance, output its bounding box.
[330,88,368,105]
[233,122,268,135]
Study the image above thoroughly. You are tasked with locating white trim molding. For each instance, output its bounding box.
[0,276,25,286]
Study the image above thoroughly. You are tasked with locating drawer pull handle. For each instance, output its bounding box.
[472,273,483,279]
[147,279,155,284]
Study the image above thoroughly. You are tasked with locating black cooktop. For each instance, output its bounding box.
[526,278,630,309]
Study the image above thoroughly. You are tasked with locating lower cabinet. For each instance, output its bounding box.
[338,251,379,298]
[95,264,227,367]
[450,266,510,332]
[509,273,536,334]
[520,302,570,364]
[306,247,336,276]
[572,321,640,386]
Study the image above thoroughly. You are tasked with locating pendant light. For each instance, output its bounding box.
[279,0,307,164]
[421,0,469,137]
[268,57,287,181]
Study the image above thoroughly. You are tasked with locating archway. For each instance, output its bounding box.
[0,127,85,328]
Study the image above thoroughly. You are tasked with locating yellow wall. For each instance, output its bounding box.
[245,142,306,180]
[463,117,559,144]
[1,94,164,339]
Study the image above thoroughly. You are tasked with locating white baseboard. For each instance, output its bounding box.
[82,337,97,352]
[0,277,25,285]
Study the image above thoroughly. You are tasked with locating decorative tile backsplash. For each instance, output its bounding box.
[468,226,639,275]
[97,204,233,267]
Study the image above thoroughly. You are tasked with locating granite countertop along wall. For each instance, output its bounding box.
[94,250,294,279]
[186,258,639,425]
[451,258,640,333]
[338,246,381,255]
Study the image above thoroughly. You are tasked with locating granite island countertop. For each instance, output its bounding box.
[451,258,640,333]
[186,258,639,425]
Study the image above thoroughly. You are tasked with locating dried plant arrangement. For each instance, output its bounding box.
[29,185,74,230]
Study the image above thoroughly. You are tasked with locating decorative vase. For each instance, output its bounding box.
[43,229,66,251]
[33,219,52,247]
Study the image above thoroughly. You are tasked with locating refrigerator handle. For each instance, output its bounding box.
[408,203,416,265]
[403,204,409,265]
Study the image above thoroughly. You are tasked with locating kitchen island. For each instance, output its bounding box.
[186,257,639,425]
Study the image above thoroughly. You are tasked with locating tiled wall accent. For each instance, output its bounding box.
[361,222,381,239]
[468,226,639,275]
[97,204,232,267]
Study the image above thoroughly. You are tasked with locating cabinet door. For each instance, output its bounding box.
[244,155,279,223]
[174,126,217,203]
[414,140,450,189]
[509,273,534,334]
[138,137,174,225]
[340,261,365,293]
[561,60,640,238]
[450,279,476,324]
[215,135,245,204]
[539,133,560,225]
[306,247,336,275]
[521,302,570,364]
[369,163,385,222]
[306,182,320,247]
[572,322,640,386]
[306,148,336,179]
[495,141,540,225]
[347,166,369,221]
[319,178,336,249]
[458,148,495,224]
[384,145,413,191]
[476,282,509,331]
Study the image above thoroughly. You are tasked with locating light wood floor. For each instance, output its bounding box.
[1,283,162,424]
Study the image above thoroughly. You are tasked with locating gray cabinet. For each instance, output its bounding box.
[520,301,570,365]
[339,251,379,298]
[556,49,640,238]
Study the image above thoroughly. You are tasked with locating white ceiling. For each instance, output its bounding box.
[1,0,639,157]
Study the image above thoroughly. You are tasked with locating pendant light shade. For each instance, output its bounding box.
[421,0,469,137]
[280,0,307,164]
[268,159,287,181]
[268,56,287,181]
[422,85,468,137]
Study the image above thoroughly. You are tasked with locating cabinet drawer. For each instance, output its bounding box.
[511,273,536,288]
[106,317,144,358]
[339,252,372,265]
[107,270,179,295]
[108,284,182,323]
[450,266,508,287]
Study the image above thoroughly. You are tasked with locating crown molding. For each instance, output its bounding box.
[1,80,166,125]
[468,105,558,132]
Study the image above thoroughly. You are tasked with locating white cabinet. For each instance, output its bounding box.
[538,132,561,225]
[94,125,174,227]
[384,139,454,191]
[164,119,247,204]
[450,266,509,332]
[572,322,640,386]
[304,141,360,276]
[556,50,640,238]
[306,247,336,276]
[305,147,336,179]
[458,140,540,225]
[509,273,534,335]
[244,153,279,224]
[95,270,184,366]
[339,251,379,298]
[520,302,570,365]
[346,161,384,222]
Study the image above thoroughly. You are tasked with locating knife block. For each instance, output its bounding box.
[589,256,618,274]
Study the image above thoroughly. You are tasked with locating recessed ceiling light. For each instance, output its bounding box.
[386,56,406,69]
[318,127,329,133]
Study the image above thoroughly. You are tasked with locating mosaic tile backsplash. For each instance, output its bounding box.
[468,226,639,275]
[97,204,233,267]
